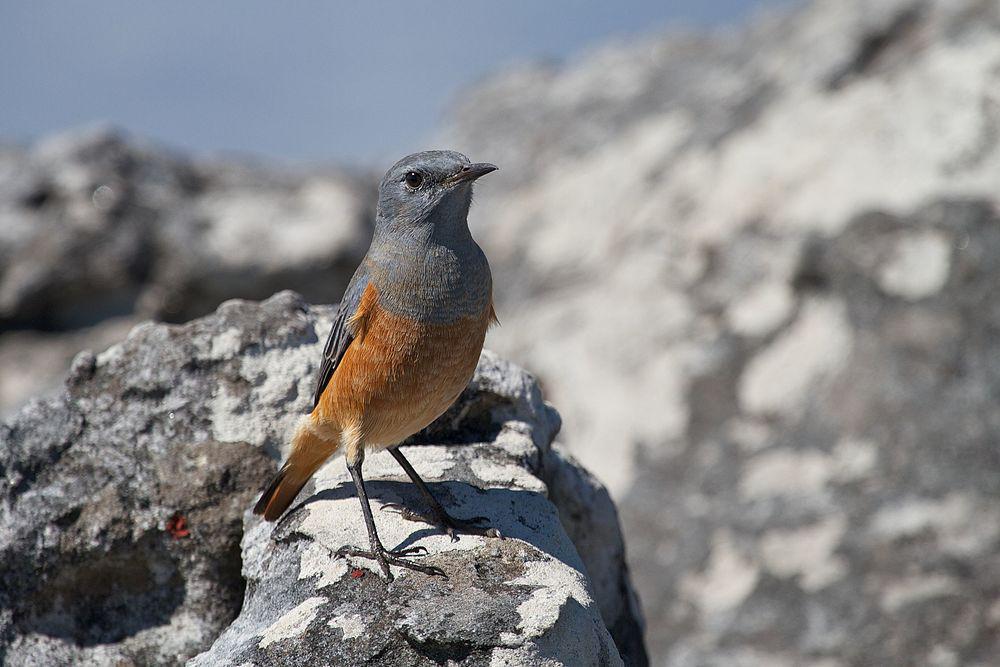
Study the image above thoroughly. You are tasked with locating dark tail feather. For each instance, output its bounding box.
[254,417,339,521]
[254,463,296,520]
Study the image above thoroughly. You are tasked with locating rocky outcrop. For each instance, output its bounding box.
[0,291,645,666]
[0,128,373,330]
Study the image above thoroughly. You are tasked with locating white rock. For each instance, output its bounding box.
[758,515,848,591]
[739,298,853,418]
[727,282,796,338]
[877,230,952,300]
[681,530,760,616]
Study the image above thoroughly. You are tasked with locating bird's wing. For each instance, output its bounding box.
[311,261,371,410]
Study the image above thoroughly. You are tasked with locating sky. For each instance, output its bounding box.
[1,1,790,167]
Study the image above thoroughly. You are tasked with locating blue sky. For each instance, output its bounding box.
[1,2,790,166]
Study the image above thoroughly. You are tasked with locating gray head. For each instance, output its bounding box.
[375,150,497,236]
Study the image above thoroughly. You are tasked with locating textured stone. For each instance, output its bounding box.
[876,230,952,300]
[0,292,645,666]
[621,199,1000,665]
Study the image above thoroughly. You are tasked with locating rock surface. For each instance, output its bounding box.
[434,0,1000,663]
[0,291,645,666]
[622,200,1000,665]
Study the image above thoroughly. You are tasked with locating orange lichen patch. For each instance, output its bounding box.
[166,513,190,539]
[316,283,492,448]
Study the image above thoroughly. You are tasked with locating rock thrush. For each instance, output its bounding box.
[254,150,499,580]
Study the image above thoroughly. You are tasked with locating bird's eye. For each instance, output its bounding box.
[404,171,423,189]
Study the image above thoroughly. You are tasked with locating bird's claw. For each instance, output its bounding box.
[334,544,444,581]
[392,545,429,557]
[380,502,422,522]
[380,502,502,541]
[441,514,503,541]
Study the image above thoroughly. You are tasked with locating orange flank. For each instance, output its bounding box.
[316,282,493,456]
[252,282,493,522]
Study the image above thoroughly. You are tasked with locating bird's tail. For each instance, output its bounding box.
[253,416,340,521]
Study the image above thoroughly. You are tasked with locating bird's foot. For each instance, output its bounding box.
[381,502,503,542]
[335,544,444,581]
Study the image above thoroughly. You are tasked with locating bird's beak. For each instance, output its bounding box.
[444,162,498,186]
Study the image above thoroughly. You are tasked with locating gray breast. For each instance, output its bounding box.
[372,241,492,324]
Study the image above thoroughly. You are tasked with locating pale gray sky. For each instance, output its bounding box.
[1,1,791,165]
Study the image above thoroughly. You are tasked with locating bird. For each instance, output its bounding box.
[253,150,500,580]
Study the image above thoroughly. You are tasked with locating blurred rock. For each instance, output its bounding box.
[0,126,373,332]
[0,291,644,666]
[434,0,1000,663]
[622,200,1000,665]
[443,0,1000,498]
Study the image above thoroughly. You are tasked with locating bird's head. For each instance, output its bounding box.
[375,150,497,235]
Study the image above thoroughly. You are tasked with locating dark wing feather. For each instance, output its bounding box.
[311,263,370,409]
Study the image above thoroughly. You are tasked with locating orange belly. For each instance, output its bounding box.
[316,286,492,447]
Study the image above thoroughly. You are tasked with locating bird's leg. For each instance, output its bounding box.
[335,451,445,581]
[382,447,502,542]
